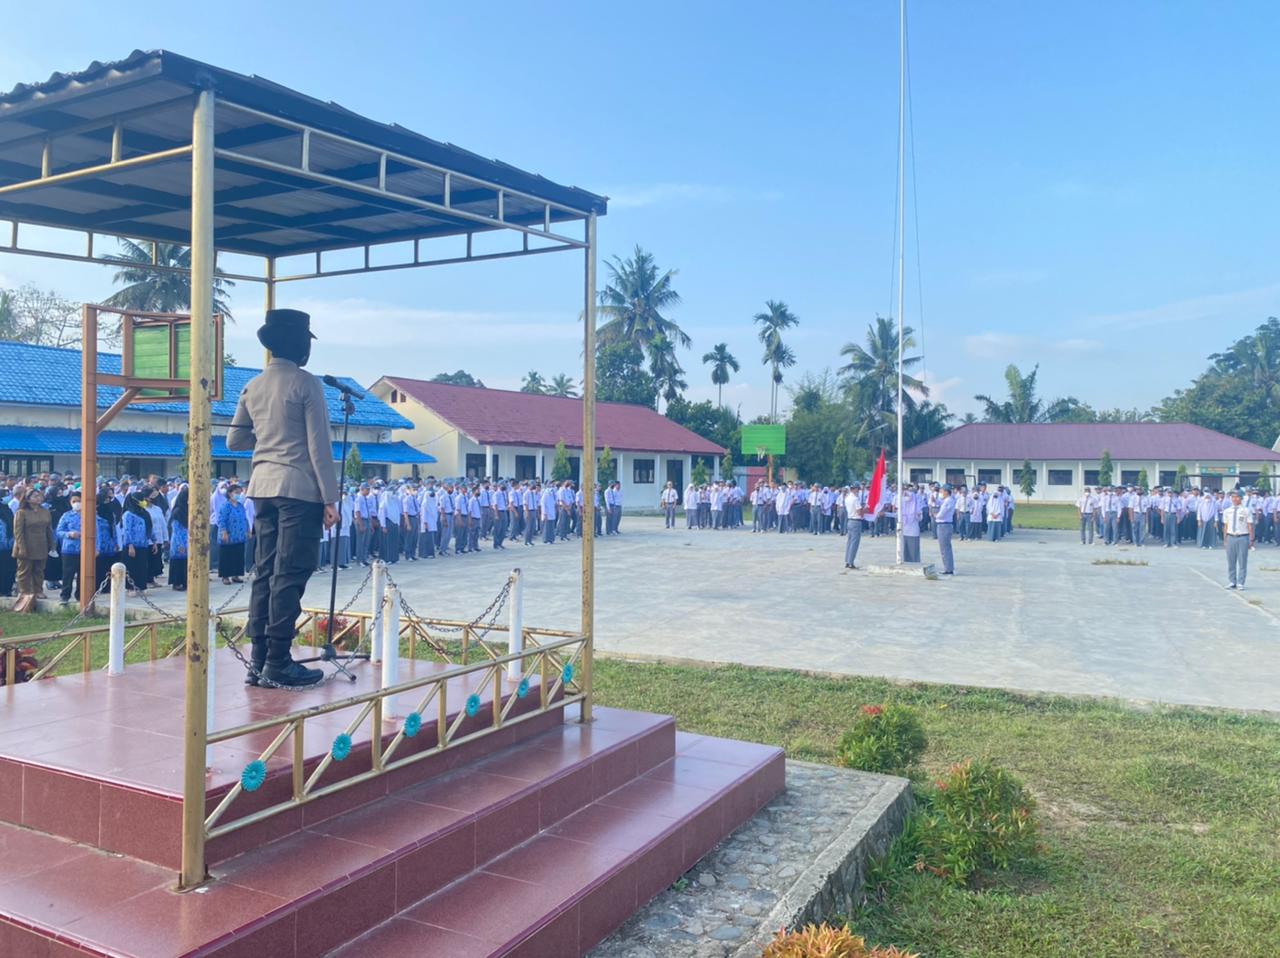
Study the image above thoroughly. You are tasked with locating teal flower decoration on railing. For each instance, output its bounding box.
[465,693,482,717]
[403,711,423,738]
[240,759,267,793]
[331,732,353,761]
[517,677,530,699]
[562,663,575,685]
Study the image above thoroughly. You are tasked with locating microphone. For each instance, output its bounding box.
[322,375,365,400]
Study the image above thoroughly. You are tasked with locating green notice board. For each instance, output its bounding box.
[741,423,786,456]
[133,324,192,397]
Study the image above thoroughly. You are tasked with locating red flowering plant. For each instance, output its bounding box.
[315,615,355,647]
[836,704,927,776]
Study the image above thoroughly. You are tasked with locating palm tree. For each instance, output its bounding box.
[974,364,1082,423]
[649,333,687,411]
[754,300,799,419]
[597,246,688,362]
[838,316,927,443]
[520,371,547,394]
[104,239,235,318]
[701,343,740,406]
[548,374,578,398]
[904,400,955,448]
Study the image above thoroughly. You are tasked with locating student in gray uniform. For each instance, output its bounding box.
[935,483,956,574]
[1222,489,1253,589]
[843,482,864,569]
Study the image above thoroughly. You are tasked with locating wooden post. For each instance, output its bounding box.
[179,87,215,891]
[580,212,597,723]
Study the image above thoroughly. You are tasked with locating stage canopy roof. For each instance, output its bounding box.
[0,50,607,275]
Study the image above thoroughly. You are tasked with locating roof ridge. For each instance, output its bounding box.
[387,375,646,409]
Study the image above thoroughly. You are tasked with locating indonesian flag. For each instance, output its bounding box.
[867,449,888,515]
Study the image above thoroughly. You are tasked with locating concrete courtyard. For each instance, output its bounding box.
[161,516,1280,713]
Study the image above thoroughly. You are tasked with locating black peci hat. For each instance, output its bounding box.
[257,308,316,351]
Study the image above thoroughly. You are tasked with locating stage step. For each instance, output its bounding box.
[0,708,772,958]
[325,730,785,958]
[0,649,565,869]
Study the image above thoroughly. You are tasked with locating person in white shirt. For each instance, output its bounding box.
[843,482,865,568]
[1196,490,1219,549]
[1223,489,1253,589]
[898,484,922,562]
[986,488,1004,542]
[1077,487,1097,545]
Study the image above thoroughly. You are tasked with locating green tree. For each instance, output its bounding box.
[551,440,572,481]
[1259,463,1273,493]
[345,443,364,483]
[104,239,235,319]
[974,363,1085,423]
[1175,463,1189,491]
[598,445,617,483]
[754,300,800,420]
[595,341,656,407]
[1019,459,1037,500]
[664,397,742,459]
[0,289,16,339]
[1137,467,1149,489]
[831,433,850,484]
[597,246,688,358]
[548,374,578,398]
[648,332,687,410]
[903,400,954,449]
[721,451,734,482]
[431,370,485,387]
[521,371,547,394]
[838,315,926,448]
[691,459,709,486]
[1099,449,1114,486]
[702,343,740,407]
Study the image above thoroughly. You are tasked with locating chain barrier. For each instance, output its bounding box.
[10,574,115,655]
[384,567,512,663]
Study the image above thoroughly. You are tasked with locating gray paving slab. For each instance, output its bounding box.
[145,517,1280,712]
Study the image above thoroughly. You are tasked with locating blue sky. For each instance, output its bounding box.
[3,1,1279,422]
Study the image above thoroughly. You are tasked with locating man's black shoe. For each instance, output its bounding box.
[262,660,325,687]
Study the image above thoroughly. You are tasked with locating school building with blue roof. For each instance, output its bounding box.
[0,340,433,479]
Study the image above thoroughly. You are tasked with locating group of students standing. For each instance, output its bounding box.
[1074,484,1280,549]
[312,475,627,570]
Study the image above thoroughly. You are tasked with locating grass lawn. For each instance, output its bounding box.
[1013,501,1078,530]
[593,658,1280,958]
[1,607,187,675]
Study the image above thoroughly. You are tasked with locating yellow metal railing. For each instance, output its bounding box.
[203,633,587,841]
[0,608,248,685]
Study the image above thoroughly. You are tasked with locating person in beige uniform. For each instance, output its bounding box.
[227,309,339,688]
[1222,489,1253,591]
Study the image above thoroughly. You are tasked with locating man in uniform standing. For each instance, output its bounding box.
[936,483,956,574]
[1223,489,1253,590]
[843,481,864,569]
[227,309,337,688]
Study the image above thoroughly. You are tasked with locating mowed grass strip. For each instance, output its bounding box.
[593,658,1280,958]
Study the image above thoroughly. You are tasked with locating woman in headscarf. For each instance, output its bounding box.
[146,491,168,584]
[121,490,155,594]
[0,493,16,596]
[94,490,121,594]
[12,487,55,605]
[168,487,190,591]
[217,483,249,584]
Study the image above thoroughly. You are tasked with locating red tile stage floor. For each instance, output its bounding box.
[0,650,785,957]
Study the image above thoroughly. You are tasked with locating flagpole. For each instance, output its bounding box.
[895,0,906,566]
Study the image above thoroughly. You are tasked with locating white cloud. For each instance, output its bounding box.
[605,182,781,210]
[916,372,962,406]
[962,332,1103,361]
[1081,284,1280,332]
[284,296,580,347]
[1049,178,1141,203]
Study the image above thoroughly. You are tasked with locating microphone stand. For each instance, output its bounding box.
[296,388,366,680]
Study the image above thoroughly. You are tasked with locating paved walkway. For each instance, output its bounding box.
[149,517,1280,713]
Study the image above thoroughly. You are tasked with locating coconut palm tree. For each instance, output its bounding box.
[597,246,688,363]
[649,333,687,411]
[838,316,926,441]
[754,300,799,419]
[548,373,578,398]
[520,371,547,394]
[701,343,739,406]
[104,239,235,318]
[974,363,1081,423]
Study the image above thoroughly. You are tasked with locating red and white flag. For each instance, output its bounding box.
[867,448,888,515]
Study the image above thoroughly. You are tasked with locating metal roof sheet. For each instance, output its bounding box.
[382,378,726,457]
[0,50,606,257]
[903,423,1280,463]
[0,339,413,430]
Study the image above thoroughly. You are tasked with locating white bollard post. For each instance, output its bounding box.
[107,562,127,675]
[507,568,524,682]
[382,586,400,718]
[370,560,385,664]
